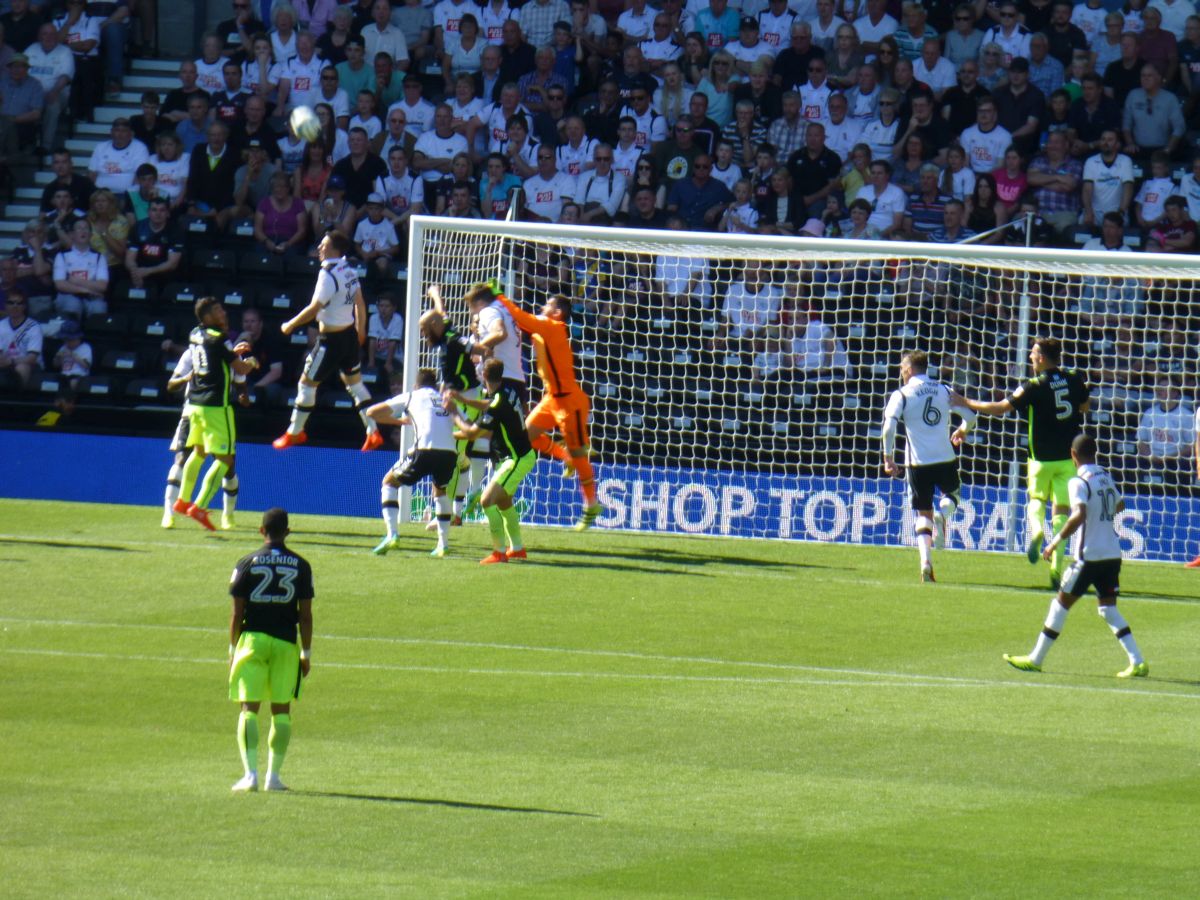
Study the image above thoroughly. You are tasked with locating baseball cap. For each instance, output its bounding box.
[740,16,759,29]
[58,319,83,339]
[366,192,385,204]
[245,138,265,150]
[8,53,29,67]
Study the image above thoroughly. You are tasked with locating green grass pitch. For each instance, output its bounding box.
[1,498,1197,897]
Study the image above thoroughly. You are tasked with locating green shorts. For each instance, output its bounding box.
[490,450,536,500]
[229,631,301,704]
[1027,458,1076,506]
[187,404,236,456]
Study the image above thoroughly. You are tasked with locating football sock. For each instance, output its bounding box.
[381,483,399,537]
[267,713,291,776]
[1099,605,1143,664]
[1030,598,1070,665]
[347,381,377,433]
[483,505,505,551]
[1027,498,1046,543]
[938,494,958,525]
[915,515,934,567]
[454,498,465,516]
[500,505,523,551]
[288,383,317,435]
[179,450,204,505]
[434,494,452,546]
[222,474,239,517]
[532,433,568,461]
[196,459,228,510]
[237,710,259,775]
[574,455,597,506]
[447,447,466,500]
[1050,512,1069,571]
[164,461,183,512]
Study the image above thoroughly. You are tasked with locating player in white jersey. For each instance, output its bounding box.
[162,343,246,530]
[1004,434,1148,678]
[881,350,976,582]
[273,232,381,451]
[367,368,460,557]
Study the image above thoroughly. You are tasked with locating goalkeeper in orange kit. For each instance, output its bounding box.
[488,281,604,531]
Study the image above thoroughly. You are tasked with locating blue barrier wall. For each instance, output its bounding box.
[2,431,1192,561]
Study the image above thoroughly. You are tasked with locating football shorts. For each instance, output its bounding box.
[527,391,590,449]
[490,450,537,499]
[1060,558,1121,599]
[907,460,961,511]
[186,404,235,455]
[303,327,361,383]
[390,448,458,488]
[1027,458,1076,506]
[228,631,301,704]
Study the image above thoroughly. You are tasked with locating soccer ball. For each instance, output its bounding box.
[289,105,322,142]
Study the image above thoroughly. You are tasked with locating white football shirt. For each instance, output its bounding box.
[1082,153,1134,216]
[522,171,576,220]
[882,373,975,467]
[960,124,1012,174]
[1068,464,1123,561]
[477,300,525,381]
[413,130,470,181]
[313,256,361,328]
[89,139,151,193]
[387,386,457,451]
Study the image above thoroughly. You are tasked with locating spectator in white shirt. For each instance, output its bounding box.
[88,118,150,193]
[853,0,900,54]
[366,293,404,375]
[25,22,74,152]
[616,0,654,42]
[1137,375,1196,465]
[855,159,908,236]
[361,0,410,70]
[52,218,109,319]
[1081,128,1135,226]
[277,31,325,113]
[522,144,576,221]
[354,192,402,279]
[577,142,627,224]
[719,260,781,345]
[413,103,470,182]
[390,76,437,138]
[1134,151,1177,228]
[958,97,1013,174]
[0,291,42,387]
[913,37,957,100]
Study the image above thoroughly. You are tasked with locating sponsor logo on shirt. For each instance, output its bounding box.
[294,77,311,91]
[536,190,554,202]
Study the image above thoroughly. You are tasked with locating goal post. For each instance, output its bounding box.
[403,215,1200,563]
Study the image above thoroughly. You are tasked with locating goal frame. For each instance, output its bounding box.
[401,215,1199,554]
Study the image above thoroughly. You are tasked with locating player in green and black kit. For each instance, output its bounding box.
[228,508,314,793]
[174,297,260,531]
[956,337,1090,586]
[421,284,489,522]
[450,358,538,565]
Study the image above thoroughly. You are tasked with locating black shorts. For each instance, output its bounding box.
[907,461,961,511]
[501,377,529,411]
[1060,558,1121,599]
[169,412,190,453]
[302,328,361,383]
[390,449,458,488]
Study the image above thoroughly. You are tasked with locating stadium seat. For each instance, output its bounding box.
[35,373,63,395]
[113,280,160,307]
[190,248,237,279]
[77,375,120,397]
[284,255,320,280]
[239,250,284,278]
[132,315,175,341]
[163,282,204,307]
[125,378,163,401]
[101,349,140,375]
[209,282,255,310]
[84,311,129,337]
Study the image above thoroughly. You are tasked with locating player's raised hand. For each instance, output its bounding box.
[487,277,502,296]
[233,341,252,355]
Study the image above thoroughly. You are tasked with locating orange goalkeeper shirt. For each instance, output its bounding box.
[498,293,583,398]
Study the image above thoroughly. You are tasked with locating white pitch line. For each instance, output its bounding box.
[1,646,1194,701]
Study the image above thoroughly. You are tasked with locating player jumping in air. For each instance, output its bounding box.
[489,284,604,531]
[273,232,382,452]
[449,358,538,564]
[1003,434,1148,678]
[367,368,460,557]
[954,337,1090,588]
[882,350,976,582]
[423,285,489,523]
[173,297,259,532]
[162,343,246,530]
[228,508,315,792]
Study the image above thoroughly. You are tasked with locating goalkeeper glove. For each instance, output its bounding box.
[487,277,503,297]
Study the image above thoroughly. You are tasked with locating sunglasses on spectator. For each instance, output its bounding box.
[595,154,613,161]
[8,300,25,306]
[694,163,712,170]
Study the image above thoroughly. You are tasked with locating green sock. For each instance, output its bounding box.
[196,459,228,510]
[483,505,505,550]
[1027,498,1046,543]
[1051,512,1069,572]
[500,505,523,551]
[268,713,291,777]
[237,710,258,776]
[179,451,205,506]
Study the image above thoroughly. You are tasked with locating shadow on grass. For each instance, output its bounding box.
[294,790,599,818]
[531,544,835,572]
[0,537,147,553]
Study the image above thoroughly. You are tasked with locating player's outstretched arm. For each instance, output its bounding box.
[956,391,1013,416]
[492,288,545,335]
[366,400,410,426]
[1042,502,1087,561]
[447,388,490,411]
[427,284,447,317]
[281,300,322,336]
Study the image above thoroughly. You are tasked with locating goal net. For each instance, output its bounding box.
[403,217,1200,564]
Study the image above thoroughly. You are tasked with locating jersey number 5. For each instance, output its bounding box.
[1053,385,1072,420]
[249,565,297,604]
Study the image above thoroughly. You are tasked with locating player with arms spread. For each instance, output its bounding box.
[1004,434,1148,678]
[881,350,976,582]
[955,336,1090,587]
[173,297,259,532]
[228,508,315,792]
[273,232,382,452]
[489,283,604,531]
[366,368,460,557]
[423,284,489,522]
[449,358,538,564]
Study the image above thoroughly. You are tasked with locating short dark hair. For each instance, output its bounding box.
[140,90,160,104]
[465,282,496,306]
[148,197,170,211]
[415,367,437,388]
[483,357,505,382]
[849,198,872,213]
[135,163,157,179]
[1033,336,1062,363]
[1102,211,1124,228]
[323,231,352,256]
[548,294,573,322]
[261,507,290,539]
[194,295,222,322]
[1071,433,1097,461]
[902,350,928,372]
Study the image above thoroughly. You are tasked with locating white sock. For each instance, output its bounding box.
[381,483,399,537]
[289,382,317,434]
[347,381,377,433]
[435,495,452,546]
[1099,605,1143,665]
[1030,598,1070,665]
[222,474,239,516]
[915,515,934,566]
[454,497,465,516]
[165,462,182,511]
